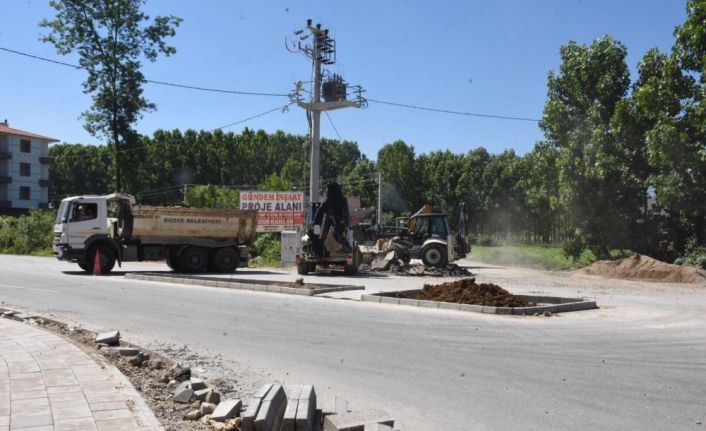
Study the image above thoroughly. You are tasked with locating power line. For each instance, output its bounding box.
[367,98,540,122]
[324,111,343,141]
[0,46,288,97]
[49,103,292,160]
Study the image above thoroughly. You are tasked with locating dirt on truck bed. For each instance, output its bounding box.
[398,278,534,307]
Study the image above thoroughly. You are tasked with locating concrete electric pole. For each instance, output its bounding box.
[288,20,367,207]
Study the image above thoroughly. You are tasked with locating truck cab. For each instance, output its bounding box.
[53,194,131,272]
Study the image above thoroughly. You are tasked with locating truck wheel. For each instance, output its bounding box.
[78,262,90,272]
[166,252,181,272]
[297,262,309,275]
[211,247,239,273]
[421,243,447,267]
[179,247,208,273]
[88,245,116,274]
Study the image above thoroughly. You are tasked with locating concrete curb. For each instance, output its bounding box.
[361,290,598,315]
[125,272,365,296]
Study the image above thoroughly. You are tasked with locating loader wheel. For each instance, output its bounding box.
[421,243,447,267]
[179,247,208,273]
[343,248,361,275]
[297,262,310,275]
[210,247,239,273]
[87,245,116,274]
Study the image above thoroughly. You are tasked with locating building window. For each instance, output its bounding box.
[20,139,31,153]
[20,163,31,176]
[19,186,30,200]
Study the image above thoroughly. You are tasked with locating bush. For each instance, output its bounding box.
[0,210,55,256]
[674,237,706,269]
[250,233,281,267]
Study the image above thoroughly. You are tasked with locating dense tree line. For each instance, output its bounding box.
[49,1,706,262]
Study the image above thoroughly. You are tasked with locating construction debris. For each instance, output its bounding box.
[399,278,534,307]
[323,409,395,431]
[365,253,472,277]
[94,330,120,345]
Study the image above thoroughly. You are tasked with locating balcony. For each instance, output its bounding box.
[39,156,53,165]
[0,176,11,184]
[0,151,11,160]
[39,179,50,187]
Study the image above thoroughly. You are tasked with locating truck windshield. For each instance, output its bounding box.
[55,201,70,223]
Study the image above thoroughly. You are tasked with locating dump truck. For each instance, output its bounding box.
[52,193,256,274]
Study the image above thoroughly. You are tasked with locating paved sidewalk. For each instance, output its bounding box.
[0,318,162,431]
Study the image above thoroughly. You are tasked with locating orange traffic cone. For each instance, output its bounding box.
[92,250,102,276]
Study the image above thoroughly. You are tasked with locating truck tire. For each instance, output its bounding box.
[88,245,116,274]
[421,243,447,267]
[179,247,208,273]
[210,247,239,273]
[78,262,90,272]
[297,262,309,275]
[166,252,181,272]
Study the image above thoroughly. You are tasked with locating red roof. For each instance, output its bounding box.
[0,124,59,143]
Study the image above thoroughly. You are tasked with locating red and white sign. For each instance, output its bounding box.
[239,191,305,232]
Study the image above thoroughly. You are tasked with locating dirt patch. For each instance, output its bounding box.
[398,278,534,307]
[576,253,706,284]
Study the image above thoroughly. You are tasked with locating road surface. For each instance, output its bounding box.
[1,254,705,430]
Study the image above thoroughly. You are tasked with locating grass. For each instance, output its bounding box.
[470,244,601,271]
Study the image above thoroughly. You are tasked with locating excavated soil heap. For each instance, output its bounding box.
[399,278,533,307]
[576,253,706,283]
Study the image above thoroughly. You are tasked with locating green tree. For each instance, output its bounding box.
[540,36,633,257]
[377,140,418,209]
[40,0,181,192]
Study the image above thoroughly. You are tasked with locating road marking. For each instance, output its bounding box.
[0,283,59,294]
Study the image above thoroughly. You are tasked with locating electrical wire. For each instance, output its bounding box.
[324,111,343,141]
[0,46,289,97]
[49,103,292,159]
[367,98,540,122]
[2,46,541,123]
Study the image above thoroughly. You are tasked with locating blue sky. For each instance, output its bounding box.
[0,0,687,159]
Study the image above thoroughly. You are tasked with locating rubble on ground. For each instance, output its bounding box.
[0,310,398,431]
[364,252,472,277]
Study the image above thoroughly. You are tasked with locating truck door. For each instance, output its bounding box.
[66,198,106,250]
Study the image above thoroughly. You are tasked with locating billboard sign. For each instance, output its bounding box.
[239,191,305,232]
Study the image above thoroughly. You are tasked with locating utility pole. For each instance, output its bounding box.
[378,170,383,233]
[288,20,367,207]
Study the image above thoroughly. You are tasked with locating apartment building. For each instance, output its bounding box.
[0,120,59,215]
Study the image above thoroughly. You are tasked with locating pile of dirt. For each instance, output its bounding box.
[576,253,706,284]
[398,278,533,307]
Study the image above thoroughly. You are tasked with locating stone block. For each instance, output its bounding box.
[189,377,207,391]
[281,385,303,431]
[114,347,140,357]
[495,307,513,315]
[379,297,399,305]
[361,295,381,303]
[458,304,483,313]
[255,384,286,431]
[173,381,194,404]
[241,384,273,431]
[205,390,221,404]
[200,402,217,415]
[95,330,120,345]
[194,388,213,402]
[364,425,393,431]
[296,385,317,431]
[211,398,242,422]
[481,306,497,314]
[438,302,460,311]
[398,298,418,307]
[323,409,394,431]
[417,300,440,309]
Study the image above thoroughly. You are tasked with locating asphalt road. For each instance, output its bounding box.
[1,254,705,430]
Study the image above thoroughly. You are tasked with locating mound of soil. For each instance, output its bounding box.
[399,278,533,307]
[576,253,706,284]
